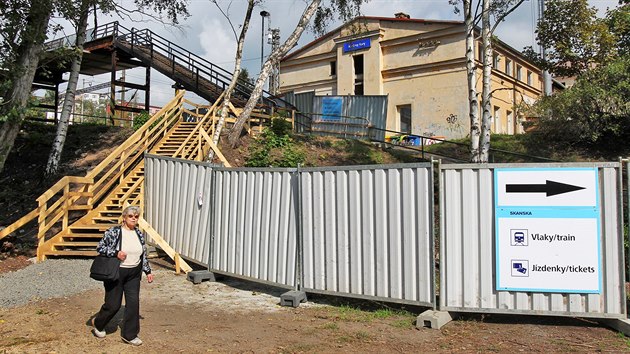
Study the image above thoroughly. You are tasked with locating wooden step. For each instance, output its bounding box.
[69,225,114,232]
[44,250,98,257]
[60,233,102,238]
[53,241,99,247]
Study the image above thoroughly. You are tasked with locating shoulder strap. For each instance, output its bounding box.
[116,226,123,251]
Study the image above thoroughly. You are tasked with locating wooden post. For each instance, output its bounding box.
[174,253,181,274]
[110,51,117,125]
[144,65,151,112]
[37,202,47,262]
[62,184,69,231]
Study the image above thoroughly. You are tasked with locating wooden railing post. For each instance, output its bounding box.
[37,200,47,262]
[62,183,70,231]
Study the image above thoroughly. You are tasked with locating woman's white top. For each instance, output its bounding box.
[120,227,143,268]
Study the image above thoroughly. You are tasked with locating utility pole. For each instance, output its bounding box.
[260,11,270,72]
[268,28,280,95]
[539,0,552,95]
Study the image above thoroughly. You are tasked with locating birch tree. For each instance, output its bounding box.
[226,0,365,147]
[209,0,255,156]
[227,0,321,146]
[44,0,190,176]
[453,0,526,162]
[45,0,91,176]
[0,0,54,174]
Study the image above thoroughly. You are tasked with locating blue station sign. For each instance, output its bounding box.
[343,38,371,53]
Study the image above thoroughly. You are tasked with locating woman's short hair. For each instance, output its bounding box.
[122,205,141,217]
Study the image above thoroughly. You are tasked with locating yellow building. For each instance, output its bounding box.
[280,14,543,139]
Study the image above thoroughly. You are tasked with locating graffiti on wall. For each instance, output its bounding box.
[422,113,465,138]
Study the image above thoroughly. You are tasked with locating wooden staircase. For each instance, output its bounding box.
[0,90,239,262]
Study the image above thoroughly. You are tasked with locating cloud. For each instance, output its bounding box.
[198,17,237,65]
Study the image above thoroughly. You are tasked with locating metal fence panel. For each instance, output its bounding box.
[300,164,434,306]
[209,168,298,288]
[440,163,626,318]
[144,155,214,265]
[310,95,387,140]
[293,92,314,134]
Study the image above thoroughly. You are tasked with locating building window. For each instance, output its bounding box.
[477,43,483,62]
[398,105,412,133]
[516,65,522,81]
[353,54,364,95]
[493,53,500,69]
[330,61,336,76]
[507,110,514,134]
[505,59,512,76]
[527,70,532,85]
[494,106,501,133]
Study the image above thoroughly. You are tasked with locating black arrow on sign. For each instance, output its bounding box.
[505,180,585,197]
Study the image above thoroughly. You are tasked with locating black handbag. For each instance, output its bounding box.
[90,231,122,281]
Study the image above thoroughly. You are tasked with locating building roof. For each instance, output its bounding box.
[281,15,540,71]
[282,16,463,61]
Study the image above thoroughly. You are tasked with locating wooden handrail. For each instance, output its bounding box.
[3,91,187,246]
[139,217,192,274]
[173,93,225,160]
[0,209,38,240]
[85,90,185,180]
[199,128,231,167]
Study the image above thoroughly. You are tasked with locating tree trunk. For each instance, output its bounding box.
[228,0,321,147]
[0,0,53,174]
[45,1,91,176]
[464,0,480,163]
[479,0,493,163]
[209,0,254,160]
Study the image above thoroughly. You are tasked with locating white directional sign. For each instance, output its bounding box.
[496,169,597,207]
[495,168,601,293]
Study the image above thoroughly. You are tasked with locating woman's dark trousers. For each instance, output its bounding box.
[93,263,142,340]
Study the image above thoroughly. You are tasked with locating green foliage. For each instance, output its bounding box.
[332,139,387,165]
[245,118,305,167]
[312,0,366,36]
[132,111,151,131]
[608,4,630,56]
[269,116,293,137]
[525,57,630,158]
[535,0,619,77]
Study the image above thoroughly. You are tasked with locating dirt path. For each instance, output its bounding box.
[1,263,629,353]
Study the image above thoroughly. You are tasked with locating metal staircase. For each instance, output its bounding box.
[45,21,284,111]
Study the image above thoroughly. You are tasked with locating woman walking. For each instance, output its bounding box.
[91,205,154,346]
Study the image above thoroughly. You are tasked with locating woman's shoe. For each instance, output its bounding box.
[91,319,106,338]
[122,337,143,346]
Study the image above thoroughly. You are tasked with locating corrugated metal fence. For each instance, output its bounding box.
[144,155,627,320]
[209,168,299,288]
[300,165,434,306]
[440,162,626,319]
[288,92,387,141]
[144,155,435,307]
[144,156,216,265]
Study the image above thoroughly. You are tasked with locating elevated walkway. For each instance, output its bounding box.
[37,21,292,119]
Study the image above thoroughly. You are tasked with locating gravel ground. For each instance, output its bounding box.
[0,259,102,308]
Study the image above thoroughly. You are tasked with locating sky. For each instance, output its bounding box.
[46,0,622,108]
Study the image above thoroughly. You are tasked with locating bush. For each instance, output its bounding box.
[132,111,151,131]
[526,57,630,158]
[245,118,305,167]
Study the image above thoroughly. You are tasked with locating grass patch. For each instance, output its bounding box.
[321,322,339,330]
[391,319,414,329]
[323,304,415,324]
[280,343,319,353]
